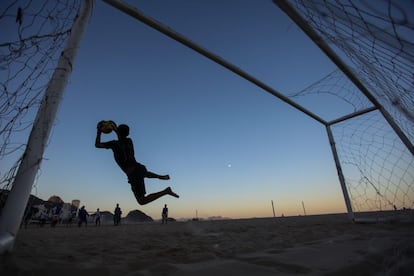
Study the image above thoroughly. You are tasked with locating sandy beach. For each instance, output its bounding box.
[1,213,413,275]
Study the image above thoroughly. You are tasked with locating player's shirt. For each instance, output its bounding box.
[102,138,137,173]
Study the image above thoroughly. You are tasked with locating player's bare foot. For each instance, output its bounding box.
[165,187,179,198]
[159,175,170,180]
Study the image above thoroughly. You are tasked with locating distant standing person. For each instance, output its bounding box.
[114,203,122,226]
[51,205,62,228]
[95,208,101,226]
[162,204,168,224]
[95,122,179,205]
[78,206,89,227]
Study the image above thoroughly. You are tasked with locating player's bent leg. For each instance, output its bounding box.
[165,187,179,198]
[146,171,170,180]
[137,187,179,205]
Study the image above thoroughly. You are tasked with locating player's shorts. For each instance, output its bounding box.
[127,163,148,198]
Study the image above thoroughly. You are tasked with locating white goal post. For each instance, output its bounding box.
[0,0,93,254]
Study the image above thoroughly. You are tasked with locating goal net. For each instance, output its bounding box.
[290,70,414,219]
[0,0,82,197]
[276,0,414,221]
[0,0,91,252]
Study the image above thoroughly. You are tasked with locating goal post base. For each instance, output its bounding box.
[353,211,414,224]
[0,232,14,255]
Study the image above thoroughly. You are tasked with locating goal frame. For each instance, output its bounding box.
[101,0,414,223]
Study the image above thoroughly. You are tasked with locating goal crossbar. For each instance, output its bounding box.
[101,0,327,126]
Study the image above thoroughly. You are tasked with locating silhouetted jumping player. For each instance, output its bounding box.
[95,123,179,205]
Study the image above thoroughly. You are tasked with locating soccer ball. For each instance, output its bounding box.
[98,120,116,134]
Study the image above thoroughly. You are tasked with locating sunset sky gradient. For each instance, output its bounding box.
[3,0,351,220]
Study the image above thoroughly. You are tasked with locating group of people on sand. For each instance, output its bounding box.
[77,203,123,227]
[76,203,170,226]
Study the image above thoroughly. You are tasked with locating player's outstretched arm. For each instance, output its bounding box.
[95,124,105,148]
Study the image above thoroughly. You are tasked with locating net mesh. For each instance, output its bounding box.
[333,111,414,212]
[0,1,81,196]
[285,0,414,217]
[289,0,414,142]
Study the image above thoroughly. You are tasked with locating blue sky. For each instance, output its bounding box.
[3,0,351,219]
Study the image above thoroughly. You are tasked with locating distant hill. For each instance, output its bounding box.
[48,195,64,205]
[124,209,153,223]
